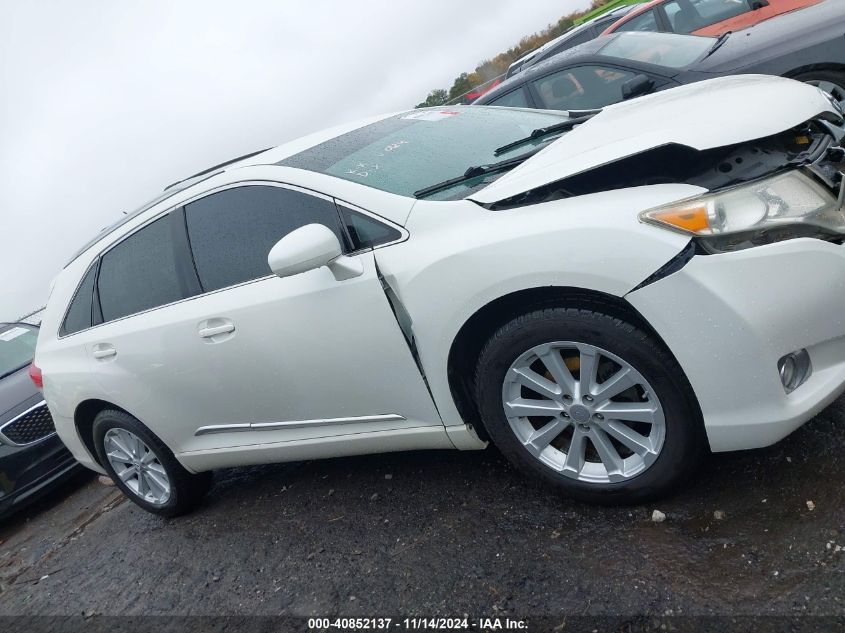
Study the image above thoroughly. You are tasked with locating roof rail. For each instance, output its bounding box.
[163,147,272,191]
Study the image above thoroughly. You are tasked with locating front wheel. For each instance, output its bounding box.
[793,70,845,104]
[93,409,212,517]
[474,308,705,505]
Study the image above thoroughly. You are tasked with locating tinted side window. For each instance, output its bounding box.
[615,10,659,32]
[533,65,639,111]
[98,216,183,322]
[61,263,98,335]
[338,204,401,250]
[185,186,344,292]
[489,88,530,108]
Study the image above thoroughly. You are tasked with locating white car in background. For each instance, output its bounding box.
[34,75,845,516]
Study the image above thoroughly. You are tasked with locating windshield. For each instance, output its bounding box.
[278,107,568,200]
[0,324,38,378]
[599,32,714,68]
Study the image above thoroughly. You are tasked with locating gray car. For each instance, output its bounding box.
[477,0,845,111]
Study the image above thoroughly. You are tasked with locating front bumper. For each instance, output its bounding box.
[0,433,84,519]
[627,237,845,452]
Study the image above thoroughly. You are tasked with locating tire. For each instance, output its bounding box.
[792,70,845,104]
[93,409,212,517]
[474,308,705,505]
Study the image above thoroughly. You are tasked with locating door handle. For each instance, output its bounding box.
[92,345,117,360]
[198,323,235,338]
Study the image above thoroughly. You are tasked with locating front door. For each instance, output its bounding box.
[171,183,441,452]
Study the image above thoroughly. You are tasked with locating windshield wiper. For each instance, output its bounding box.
[703,31,731,59]
[413,146,546,199]
[493,113,598,157]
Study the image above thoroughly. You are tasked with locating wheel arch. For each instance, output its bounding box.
[74,399,131,468]
[445,285,698,440]
[783,63,845,81]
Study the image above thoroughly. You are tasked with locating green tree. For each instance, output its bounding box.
[447,73,475,102]
[416,89,448,108]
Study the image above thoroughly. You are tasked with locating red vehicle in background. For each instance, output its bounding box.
[602,0,822,37]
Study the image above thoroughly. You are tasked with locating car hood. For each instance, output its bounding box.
[0,365,41,422]
[468,75,837,205]
[693,0,823,38]
[694,0,840,72]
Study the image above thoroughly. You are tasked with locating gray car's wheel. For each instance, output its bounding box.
[793,70,845,104]
[93,409,212,517]
[474,308,705,505]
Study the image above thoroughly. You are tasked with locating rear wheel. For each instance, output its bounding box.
[474,308,704,505]
[793,70,845,104]
[93,409,212,517]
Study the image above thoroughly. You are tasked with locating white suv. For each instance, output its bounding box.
[35,76,845,516]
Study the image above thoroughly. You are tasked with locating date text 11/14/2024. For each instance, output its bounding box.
[307,617,528,630]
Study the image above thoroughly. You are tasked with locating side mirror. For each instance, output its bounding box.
[268,224,363,281]
[621,74,655,101]
[750,0,769,9]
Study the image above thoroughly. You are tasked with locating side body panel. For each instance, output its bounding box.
[37,167,443,472]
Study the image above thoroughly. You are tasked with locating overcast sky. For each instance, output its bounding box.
[0,0,589,321]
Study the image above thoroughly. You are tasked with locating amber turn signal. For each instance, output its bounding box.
[646,205,711,234]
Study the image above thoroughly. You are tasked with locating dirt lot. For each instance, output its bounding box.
[0,396,843,629]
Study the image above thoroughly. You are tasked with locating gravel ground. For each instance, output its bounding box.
[0,397,843,627]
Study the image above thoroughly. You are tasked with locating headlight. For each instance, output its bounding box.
[640,170,844,253]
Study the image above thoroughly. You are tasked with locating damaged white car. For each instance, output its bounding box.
[36,75,845,515]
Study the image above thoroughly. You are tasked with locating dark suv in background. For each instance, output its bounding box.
[0,322,80,519]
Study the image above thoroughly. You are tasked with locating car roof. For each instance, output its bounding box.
[62,110,401,269]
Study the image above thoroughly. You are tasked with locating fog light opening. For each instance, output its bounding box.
[778,349,812,394]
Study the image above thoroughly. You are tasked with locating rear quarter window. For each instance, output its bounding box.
[61,263,98,335]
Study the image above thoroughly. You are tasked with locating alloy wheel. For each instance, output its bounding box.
[501,341,666,484]
[806,79,845,104]
[104,428,171,505]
